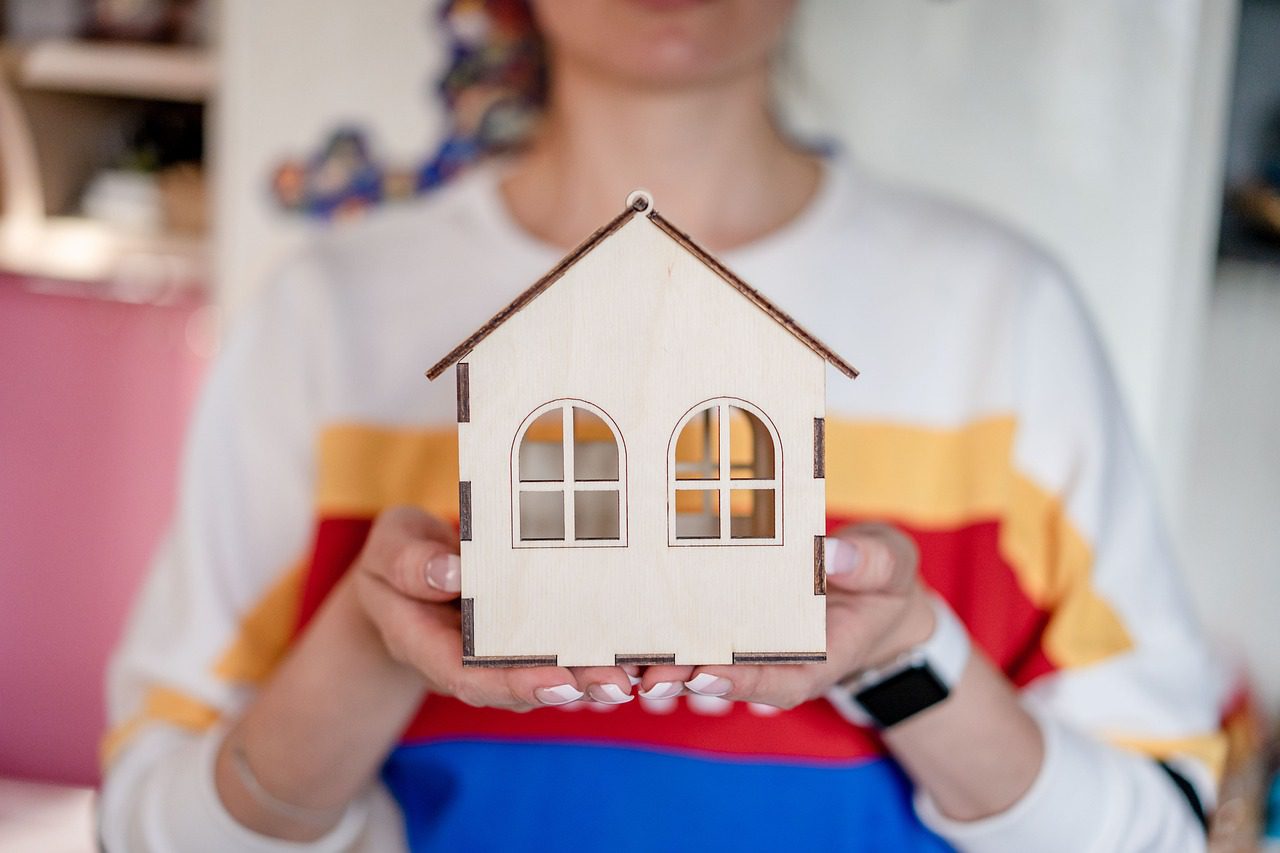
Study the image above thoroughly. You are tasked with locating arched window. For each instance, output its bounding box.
[668,398,781,545]
[512,400,626,547]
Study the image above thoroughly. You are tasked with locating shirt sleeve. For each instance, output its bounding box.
[916,709,1207,853]
[97,252,391,851]
[917,260,1227,851]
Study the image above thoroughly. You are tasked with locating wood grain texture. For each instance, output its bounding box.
[614,654,677,666]
[456,362,470,423]
[463,655,558,668]
[647,212,858,379]
[458,480,472,542]
[814,416,825,479]
[732,652,828,664]
[425,207,636,380]
[461,597,475,657]
[453,211,837,666]
[427,202,858,382]
[814,534,827,596]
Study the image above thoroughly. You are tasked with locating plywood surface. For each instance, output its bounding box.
[454,212,832,666]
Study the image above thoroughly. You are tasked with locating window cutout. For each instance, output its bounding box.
[519,409,564,482]
[674,407,719,480]
[512,400,626,547]
[669,399,781,544]
[674,489,720,539]
[520,491,565,541]
[728,406,775,480]
[730,488,776,539]
[574,407,619,481]
[575,490,620,539]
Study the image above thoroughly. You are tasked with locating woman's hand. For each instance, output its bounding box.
[349,505,634,709]
[636,522,937,708]
[217,504,639,843]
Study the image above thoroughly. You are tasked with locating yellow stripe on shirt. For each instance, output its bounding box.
[824,416,1131,668]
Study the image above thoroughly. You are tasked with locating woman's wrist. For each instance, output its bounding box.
[882,651,1044,821]
[214,571,429,841]
[860,586,938,672]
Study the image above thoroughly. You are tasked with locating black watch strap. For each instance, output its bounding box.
[852,658,950,728]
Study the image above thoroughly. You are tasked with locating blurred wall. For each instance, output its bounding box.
[788,0,1238,528]
[215,0,445,316]
[1181,261,1280,706]
[217,0,1236,522]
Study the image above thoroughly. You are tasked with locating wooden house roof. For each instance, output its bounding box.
[426,196,858,381]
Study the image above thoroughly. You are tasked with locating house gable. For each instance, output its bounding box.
[426,198,857,381]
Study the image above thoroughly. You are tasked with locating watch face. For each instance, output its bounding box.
[854,664,949,728]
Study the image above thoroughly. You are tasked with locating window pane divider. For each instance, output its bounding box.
[718,403,732,542]
[519,479,621,492]
[571,480,621,491]
[518,480,566,491]
[674,478,775,491]
[562,404,576,542]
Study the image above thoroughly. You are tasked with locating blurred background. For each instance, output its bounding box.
[0,0,1277,849]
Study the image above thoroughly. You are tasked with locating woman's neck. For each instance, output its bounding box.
[501,59,821,251]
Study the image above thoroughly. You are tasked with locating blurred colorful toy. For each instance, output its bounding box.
[270,129,416,222]
[271,0,545,221]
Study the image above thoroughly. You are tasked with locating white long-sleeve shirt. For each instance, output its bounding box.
[100,156,1227,852]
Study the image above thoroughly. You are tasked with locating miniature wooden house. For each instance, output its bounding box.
[427,191,857,668]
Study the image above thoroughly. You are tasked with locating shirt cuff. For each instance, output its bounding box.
[151,727,371,853]
[912,711,1104,853]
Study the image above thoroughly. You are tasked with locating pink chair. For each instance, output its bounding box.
[0,275,207,786]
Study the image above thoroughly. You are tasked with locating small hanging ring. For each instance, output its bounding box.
[626,189,653,213]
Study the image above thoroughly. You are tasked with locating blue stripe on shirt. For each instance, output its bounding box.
[382,739,952,852]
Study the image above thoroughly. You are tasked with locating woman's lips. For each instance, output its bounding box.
[622,0,716,12]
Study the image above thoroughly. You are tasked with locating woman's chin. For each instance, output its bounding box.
[533,0,795,90]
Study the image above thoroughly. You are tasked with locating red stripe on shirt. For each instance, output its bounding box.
[294,513,1053,762]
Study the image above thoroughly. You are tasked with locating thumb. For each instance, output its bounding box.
[366,506,463,602]
[824,524,918,594]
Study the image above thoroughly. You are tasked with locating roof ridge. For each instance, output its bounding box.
[424,204,637,380]
[646,211,857,379]
[426,200,858,381]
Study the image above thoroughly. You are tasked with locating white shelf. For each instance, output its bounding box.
[5,39,215,103]
[0,216,207,298]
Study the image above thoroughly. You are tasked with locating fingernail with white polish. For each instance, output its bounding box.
[587,683,635,704]
[685,673,732,696]
[426,554,461,592]
[824,538,860,576]
[535,685,583,706]
[627,672,642,686]
[639,681,682,700]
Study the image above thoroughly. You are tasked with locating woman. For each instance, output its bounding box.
[101,1,1224,850]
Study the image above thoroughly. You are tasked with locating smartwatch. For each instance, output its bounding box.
[827,594,971,728]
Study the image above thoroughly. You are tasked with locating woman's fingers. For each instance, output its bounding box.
[637,664,695,699]
[569,666,636,704]
[825,522,919,595]
[502,666,587,708]
[388,600,585,709]
[362,506,462,603]
[681,664,826,710]
[354,507,600,711]
[359,512,927,712]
